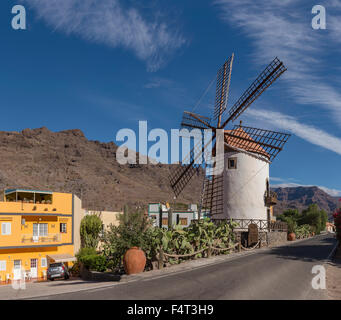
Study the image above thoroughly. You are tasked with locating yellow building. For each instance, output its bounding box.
[0,189,82,282]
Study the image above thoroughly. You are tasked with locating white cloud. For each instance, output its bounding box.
[247,109,341,156]
[144,77,174,89]
[272,182,341,197]
[215,0,341,126]
[21,0,185,71]
[270,177,298,183]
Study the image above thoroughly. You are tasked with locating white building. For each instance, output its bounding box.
[211,128,274,221]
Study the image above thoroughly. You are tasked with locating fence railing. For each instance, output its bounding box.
[211,218,287,232]
[268,221,288,232]
[157,242,241,269]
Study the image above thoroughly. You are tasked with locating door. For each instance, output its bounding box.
[30,259,38,278]
[13,260,21,280]
[33,223,48,242]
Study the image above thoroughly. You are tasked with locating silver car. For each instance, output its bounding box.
[47,263,70,281]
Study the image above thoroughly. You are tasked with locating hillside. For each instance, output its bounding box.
[272,186,339,218]
[0,127,338,216]
[0,127,203,211]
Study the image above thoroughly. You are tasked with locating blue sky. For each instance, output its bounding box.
[1,0,341,196]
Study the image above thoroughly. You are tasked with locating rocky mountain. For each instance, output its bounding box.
[0,127,338,217]
[0,127,203,211]
[272,186,339,218]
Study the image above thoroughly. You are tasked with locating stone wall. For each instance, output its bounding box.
[267,231,287,246]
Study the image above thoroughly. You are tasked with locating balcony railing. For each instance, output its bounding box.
[21,234,61,244]
[264,191,277,206]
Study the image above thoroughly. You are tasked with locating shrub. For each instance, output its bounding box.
[333,208,341,242]
[77,247,97,258]
[80,214,102,249]
[69,261,80,276]
[76,247,107,272]
[278,205,328,235]
[78,254,107,272]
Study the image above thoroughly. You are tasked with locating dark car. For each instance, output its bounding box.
[47,263,70,281]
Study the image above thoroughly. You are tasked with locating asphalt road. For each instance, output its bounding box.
[35,234,336,300]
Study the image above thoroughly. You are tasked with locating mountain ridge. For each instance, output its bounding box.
[0,127,338,217]
[272,186,339,218]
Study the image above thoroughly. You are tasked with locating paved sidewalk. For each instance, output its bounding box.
[0,234,330,300]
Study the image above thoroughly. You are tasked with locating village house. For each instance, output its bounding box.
[326,222,335,233]
[0,189,83,283]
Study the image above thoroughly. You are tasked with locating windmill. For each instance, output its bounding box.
[169,53,291,222]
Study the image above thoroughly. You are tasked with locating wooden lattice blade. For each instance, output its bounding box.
[224,125,291,163]
[169,132,216,197]
[181,111,211,130]
[222,57,287,127]
[213,54,234,125]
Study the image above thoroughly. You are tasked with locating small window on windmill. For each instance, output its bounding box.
[228,157,237,169]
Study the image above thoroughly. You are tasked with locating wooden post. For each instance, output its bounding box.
[238,242,241,253]
[168,207,173,230]
[207,244,212,258]
[158,249,164,270]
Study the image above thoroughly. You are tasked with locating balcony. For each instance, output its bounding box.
[21,233,61,244]
[265,191,277,207]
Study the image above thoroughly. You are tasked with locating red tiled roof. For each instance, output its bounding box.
[224,127,270,159]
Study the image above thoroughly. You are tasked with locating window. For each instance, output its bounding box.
[180,218,188,226]
[1,222,11,235]
[41,258,47,268]
[149,204,159,212]
[33,223,48,237]
[228,157,237,169]
[266,178,270,195]
[60,223,67,233]
[31,259,37,268]
[0,260,6,271]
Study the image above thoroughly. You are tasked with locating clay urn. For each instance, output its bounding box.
[288,232,296,241]
[123,247,146,275]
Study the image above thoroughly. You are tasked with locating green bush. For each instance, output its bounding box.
[69,261,81,276]
[77,247,97,258]
[277,204,328,235]
[78,254,107,272]
[80,214,102,249]
[76,247,107,272]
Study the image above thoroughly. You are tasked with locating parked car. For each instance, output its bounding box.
[47,263,70,281]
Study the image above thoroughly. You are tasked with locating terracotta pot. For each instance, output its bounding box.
[123,247,146,275]
[288,232,296,241]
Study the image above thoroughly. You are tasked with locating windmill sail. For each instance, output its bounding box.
[181,111,211,130]
[213,54,234,125]
[225,125,291,162]
[201,166,224,218]
[169,138,206,197]
[222,57,286,128]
